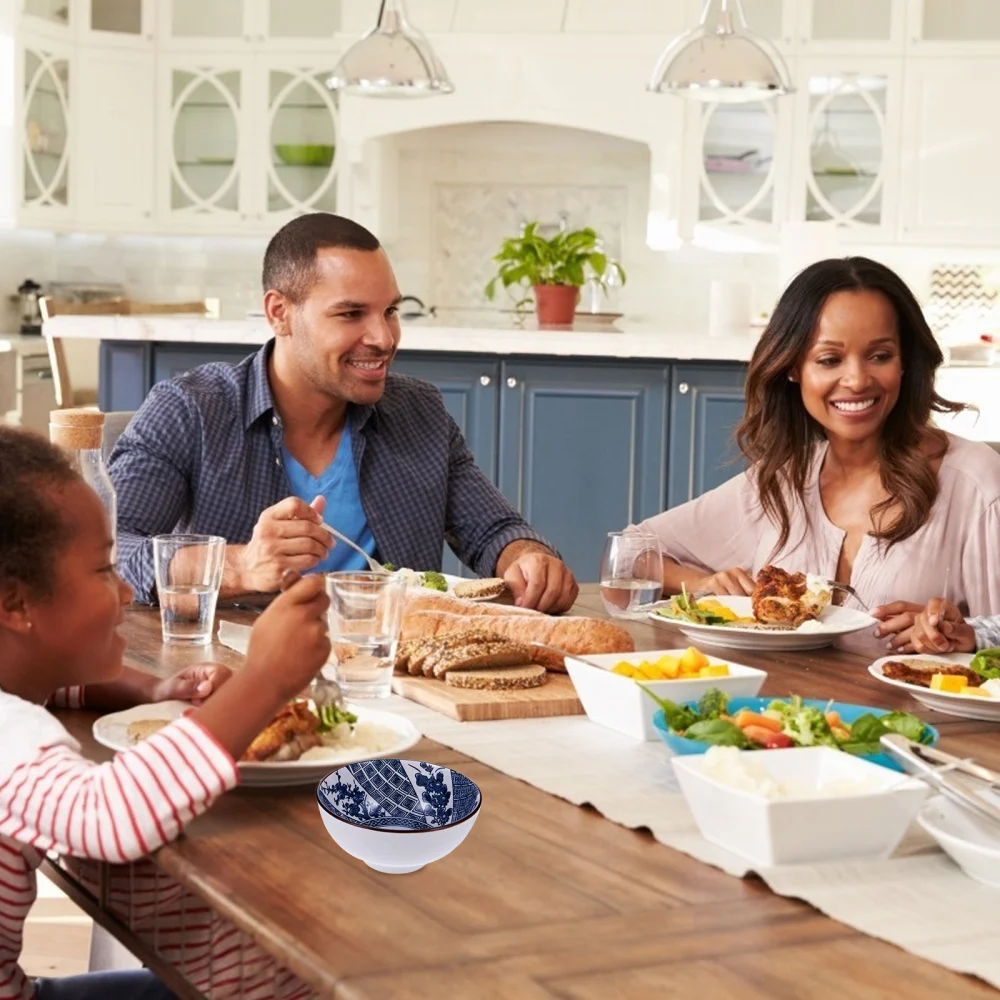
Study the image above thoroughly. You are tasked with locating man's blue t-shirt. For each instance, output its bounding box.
[281,422,376,573]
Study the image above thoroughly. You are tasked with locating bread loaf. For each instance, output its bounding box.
[446,665,548,690]
[429,640,532,678]
[453,578,507,600]
[400,612,634,671]
[403,591,539,618]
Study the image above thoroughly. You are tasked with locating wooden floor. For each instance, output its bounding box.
[22,873,92,979]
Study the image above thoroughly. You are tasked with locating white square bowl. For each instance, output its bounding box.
[673,747,930,868]
[564,649,766,741]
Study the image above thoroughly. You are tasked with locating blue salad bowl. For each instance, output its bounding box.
[316,759,482,874]
[652,697,939,772]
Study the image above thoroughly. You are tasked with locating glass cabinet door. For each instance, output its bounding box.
[808,0,893,42]
[170,0,246,39]
[23,49,69,209]
[805,74,886,228]
[90,0,143,35]
[266,69,339,217]
[266,0,341,39]
[919,0,1000,40]
[169,68,242,216]
[24,0,70,27]
[699,101,778,227]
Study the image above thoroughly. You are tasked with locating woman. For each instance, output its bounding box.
[0,426,330,999]
[635,256,1000,655]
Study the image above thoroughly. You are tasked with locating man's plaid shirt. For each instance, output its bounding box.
[109,341,550,603]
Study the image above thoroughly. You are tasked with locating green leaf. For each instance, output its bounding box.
[971,649,1000,680]
[684,719,750,748]
[845,713,888,744]
[879,711,929,743]
[588,252,608,279]
[639,685,697,732]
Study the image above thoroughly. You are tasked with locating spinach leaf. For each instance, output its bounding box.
[879,711,928,743]
[639,686,698,732]
[845,713,888,745]
[684,719,750,748]
[839,741,882,757]
[970,649,1000,681]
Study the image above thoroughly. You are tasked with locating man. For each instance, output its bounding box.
[110,213,578,613]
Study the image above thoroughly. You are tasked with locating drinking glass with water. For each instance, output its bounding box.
[152,534,226,645]
[599,529,663,618]
[325,571,407,699]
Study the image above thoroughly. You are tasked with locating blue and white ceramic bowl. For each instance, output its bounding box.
[316,759,482,874]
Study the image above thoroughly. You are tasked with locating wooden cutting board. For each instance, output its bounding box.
[391,670,583,721]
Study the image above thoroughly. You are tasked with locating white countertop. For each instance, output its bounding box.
[42,313,760,363]
[0,333,49,355]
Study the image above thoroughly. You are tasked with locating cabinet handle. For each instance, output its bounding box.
[506,377,517,389]
[35,369,53,380]
[479,375,491,386]
[678,381,690,394]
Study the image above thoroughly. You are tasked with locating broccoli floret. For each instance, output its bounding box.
[697,688,729,720]
[382,563,396,572]
[782,702,839,748]
[421,571,448,592]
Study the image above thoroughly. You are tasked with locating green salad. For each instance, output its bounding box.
[383,566,449,592]
[970,648,1000,681]
[644,687,932,755]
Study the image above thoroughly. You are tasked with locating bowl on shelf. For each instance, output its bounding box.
[274,143,335,167]
[316,758,482,875]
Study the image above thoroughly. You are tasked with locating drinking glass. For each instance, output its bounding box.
[599,529,663,618]
[152,534,226,645]
[325,571,408,699]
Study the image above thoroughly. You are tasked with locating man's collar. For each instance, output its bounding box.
[246,340,381,432]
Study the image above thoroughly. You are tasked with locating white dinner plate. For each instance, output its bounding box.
[868,653,1000,721]
[919,794,1000,889]
[649,595,876,651]
[93,701,422,787]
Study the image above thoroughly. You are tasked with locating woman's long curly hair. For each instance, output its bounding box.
[736,256,966,554]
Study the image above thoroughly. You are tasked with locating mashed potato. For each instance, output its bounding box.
[297,722,402,763]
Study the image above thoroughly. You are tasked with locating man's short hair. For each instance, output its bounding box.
[262,213,381,303]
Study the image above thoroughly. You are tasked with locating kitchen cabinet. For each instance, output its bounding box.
[151,344,257,384]
[898,60,1000,246]
[498,360,669,583]
[667,364,747,509]
[789,58,903,240]
[391,353,501,576]
[98,342,151,413]
[19,35,73,225]
[911,0,1000,50]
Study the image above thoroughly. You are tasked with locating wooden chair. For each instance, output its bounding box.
[40,297,210,409]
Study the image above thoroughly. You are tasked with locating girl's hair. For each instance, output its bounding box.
[0,426,79,596]
[736,256,966,553]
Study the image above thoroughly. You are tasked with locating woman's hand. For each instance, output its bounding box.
[872,601,932,651]
[908,598,977,654]
[150,664,233,706]
[695,567,756,597]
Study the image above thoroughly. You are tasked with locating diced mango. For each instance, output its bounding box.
[611,662,636,677]
[638,661,664,680]
[699,664,730,678]
[679,646,709,673]
[655,655,681,678]
[930,673,967,693]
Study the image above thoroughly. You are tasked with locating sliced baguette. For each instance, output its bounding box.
[404,591,538,618]
[453,578,507,600]
[429,640,532,678]
[400,612,634,671]
[446,665,548,690]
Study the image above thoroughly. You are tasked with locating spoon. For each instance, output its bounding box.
[319,521,385,574]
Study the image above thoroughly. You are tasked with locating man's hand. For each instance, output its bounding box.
[499,542,578,614]
[151,665,233,706]
[225,496,333,594]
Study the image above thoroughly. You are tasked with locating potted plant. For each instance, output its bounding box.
[484,223,627,327]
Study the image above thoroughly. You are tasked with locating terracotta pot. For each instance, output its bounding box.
[533,284,578,327]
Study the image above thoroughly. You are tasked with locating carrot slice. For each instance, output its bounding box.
[734,710,782,732]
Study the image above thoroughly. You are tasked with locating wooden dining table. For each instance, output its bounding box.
[46,585,1000,1000]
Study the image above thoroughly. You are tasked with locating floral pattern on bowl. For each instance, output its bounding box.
[316,759,482,832]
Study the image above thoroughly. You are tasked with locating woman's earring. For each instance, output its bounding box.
[787,374,797,383]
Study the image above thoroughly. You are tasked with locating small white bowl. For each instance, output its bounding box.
[564,649,766,741]
[918,794,1000,888]
[673,747,929,867]
[316,759,482,874]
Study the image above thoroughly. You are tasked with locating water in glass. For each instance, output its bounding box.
[599,530,663,618]
[152,534,226,645]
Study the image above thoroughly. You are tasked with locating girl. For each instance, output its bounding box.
[633,257,1000,655]
[0,426,331,1000]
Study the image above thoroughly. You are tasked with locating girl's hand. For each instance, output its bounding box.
[151,664,233,706]
[871,601,925,650]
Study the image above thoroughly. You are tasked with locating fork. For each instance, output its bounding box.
[320,521,386,573]
[824,580,871,613]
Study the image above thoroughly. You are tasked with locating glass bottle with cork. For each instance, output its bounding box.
[49,409,117,548]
